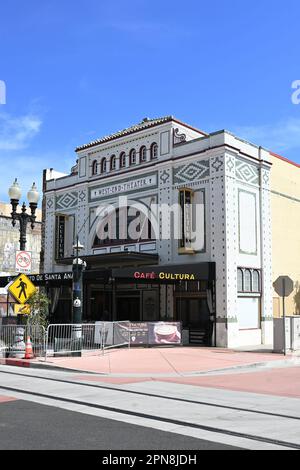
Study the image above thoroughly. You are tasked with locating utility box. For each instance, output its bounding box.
[291,316,300,350]
[273,316,300,352]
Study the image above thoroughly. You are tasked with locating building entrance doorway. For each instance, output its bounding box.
[116,295,140,321]
[176,297,211,345]
[85,286,111,322]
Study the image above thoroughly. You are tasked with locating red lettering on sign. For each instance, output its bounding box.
[134,271,156,280]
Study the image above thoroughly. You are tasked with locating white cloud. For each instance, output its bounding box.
[233,118,300,153]
[0,110,74,204]
[0,150,73,205]
[0,112,42,151]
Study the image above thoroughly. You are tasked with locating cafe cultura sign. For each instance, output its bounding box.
[134,271,196,281]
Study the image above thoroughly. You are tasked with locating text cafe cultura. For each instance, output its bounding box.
[133,271,196,281]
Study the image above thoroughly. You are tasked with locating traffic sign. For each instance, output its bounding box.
[273,276,294,297]
[15,251,32,274]
[8,274,37,304]
[14,304,31,315]
[273,275,294,357]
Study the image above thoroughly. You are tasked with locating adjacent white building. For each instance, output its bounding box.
[42,116,273,348]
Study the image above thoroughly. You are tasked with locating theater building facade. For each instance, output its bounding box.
[42,116,273,348]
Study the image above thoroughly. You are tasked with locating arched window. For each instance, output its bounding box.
[120,152,126,168]
[140,146,147,163]
[92,160,98,176]
[101,157,107,174]
[150,142,158,160]
[93,206,154,248]
[129,149,136,166]
[252,270,260,292]
[237,269,243,292]
[110,155,116,171]
[244,269,251,292]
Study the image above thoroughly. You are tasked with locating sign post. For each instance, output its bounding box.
[273,276,294,356]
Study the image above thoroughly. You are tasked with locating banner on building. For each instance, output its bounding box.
[113,321,182,346]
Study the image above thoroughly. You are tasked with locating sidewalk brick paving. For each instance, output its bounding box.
[2,347,300,398]
[37,347,287,375]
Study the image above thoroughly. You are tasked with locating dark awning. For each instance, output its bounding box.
[112,262,215,283]
[0,262,215,288]
[55,251,159,268]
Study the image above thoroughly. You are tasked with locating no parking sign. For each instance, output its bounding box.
[15,250,32,274]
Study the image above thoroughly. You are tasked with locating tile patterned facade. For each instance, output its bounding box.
[43,118,273,348]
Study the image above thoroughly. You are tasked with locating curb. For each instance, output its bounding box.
[0,358,31,368]
[186,358,300,377]
[1,355,299,377]
[0,358,93,374]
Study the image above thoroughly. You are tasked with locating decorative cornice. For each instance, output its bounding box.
[75,116,206,152]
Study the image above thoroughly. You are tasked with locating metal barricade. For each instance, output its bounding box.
[45,322,131,360]
[0,324,46,359]
[97,321,131,351]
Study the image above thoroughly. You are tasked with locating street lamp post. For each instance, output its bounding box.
[8,179,40,251]
[72,236,85,356]
[8,179,40,326]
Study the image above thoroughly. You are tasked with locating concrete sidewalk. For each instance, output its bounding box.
[16,346,299,376]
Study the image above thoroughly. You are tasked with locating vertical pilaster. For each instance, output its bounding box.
[210,153,239,347]
[260,166,273,344]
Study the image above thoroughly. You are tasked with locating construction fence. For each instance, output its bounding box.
[0,324,46,359]
[45,321,131,360]
[0,321,182,360]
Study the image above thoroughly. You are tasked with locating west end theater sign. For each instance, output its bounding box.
[90,174,157,200]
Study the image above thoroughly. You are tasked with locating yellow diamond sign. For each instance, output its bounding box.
[14,304,31,315]
[8,274,37,304]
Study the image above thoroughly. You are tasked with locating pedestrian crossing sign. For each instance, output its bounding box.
[8,274,37,304]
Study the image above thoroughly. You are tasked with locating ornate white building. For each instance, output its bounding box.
[42,116,273,347]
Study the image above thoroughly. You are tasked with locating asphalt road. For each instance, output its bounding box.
[0,399,240,450]
[0,365,299,451]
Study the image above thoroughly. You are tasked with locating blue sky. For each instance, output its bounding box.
[1,0,300,202]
